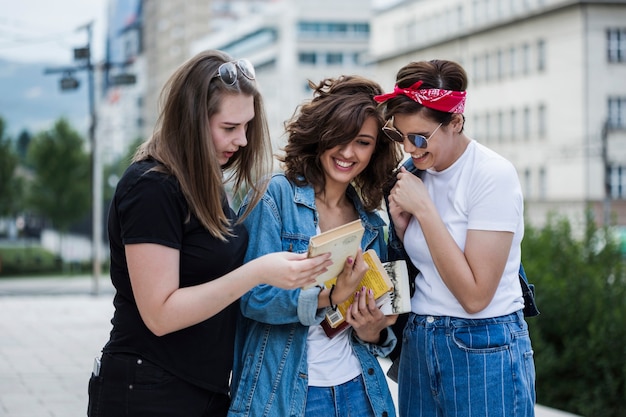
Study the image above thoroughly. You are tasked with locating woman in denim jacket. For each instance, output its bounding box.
[228,76,402,417]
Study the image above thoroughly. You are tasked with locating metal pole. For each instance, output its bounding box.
[86,22,102,295]
[602,119,611,227]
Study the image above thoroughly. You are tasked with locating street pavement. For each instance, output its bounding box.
[0,275,579,417]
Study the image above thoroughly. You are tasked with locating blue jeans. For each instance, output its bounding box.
[88,353,230,417]
[398,311,536,417]
[305,374,375,417]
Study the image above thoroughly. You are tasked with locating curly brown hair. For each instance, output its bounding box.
[279,75,402,211]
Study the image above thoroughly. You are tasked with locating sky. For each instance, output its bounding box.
[0,0,107,65]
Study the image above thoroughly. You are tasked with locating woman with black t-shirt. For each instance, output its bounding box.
[87,50,341,417]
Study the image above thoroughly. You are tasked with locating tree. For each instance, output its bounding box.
[523,210,626,417]
[0,117,21,217]
[27,118,90,233]
[16,129,32,165]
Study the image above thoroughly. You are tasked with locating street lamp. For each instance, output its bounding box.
[44,22,137,294]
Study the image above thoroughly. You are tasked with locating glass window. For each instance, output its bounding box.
[538,103,546,137]
[299,52,316,65]
[523,106,531,139]
[537,39,546,71]
[607,28,626,63]
[608,97,626,129]
[326,52,343,65]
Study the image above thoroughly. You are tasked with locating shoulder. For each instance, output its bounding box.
[470,141,517,174]
[116,160,182,205]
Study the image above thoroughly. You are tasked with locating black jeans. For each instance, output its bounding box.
[87,353,230,417]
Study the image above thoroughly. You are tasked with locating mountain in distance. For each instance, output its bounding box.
[0,58,89,139]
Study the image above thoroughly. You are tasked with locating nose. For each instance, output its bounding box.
[338,142,355,157]
[233,128,248,147]
[402,137,416,153]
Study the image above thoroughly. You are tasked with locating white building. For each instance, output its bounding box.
[370,0,626,228]
[191,0,375,154]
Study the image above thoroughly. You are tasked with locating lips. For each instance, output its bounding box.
[334,158,355,169]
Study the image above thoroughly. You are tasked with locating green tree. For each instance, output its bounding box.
[523,210,626,417]
[27,118,90,233]
[0,117,21,216]
[103,137,142,202]
[16,129,32,165]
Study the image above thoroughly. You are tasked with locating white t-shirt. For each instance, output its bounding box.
[306,323,361,386]
[404,140,525,318]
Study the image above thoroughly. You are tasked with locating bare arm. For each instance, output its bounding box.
[390,168,512,314]
[127,243,331,336]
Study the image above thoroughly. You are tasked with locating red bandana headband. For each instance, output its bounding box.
[374,80,466,114]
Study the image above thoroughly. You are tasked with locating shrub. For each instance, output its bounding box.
[523,210,626,417]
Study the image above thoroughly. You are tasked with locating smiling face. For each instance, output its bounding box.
[319,116,378,187]
[208,93,255,166]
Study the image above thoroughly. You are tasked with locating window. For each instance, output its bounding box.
[523,106,531,139]
[524,168,532,197]
[496,49,504,80]
[299,52,316,65]
[608,97,626,129]
[510,109,517,141]
[610,165,626,199]
[522,43,531,74]
[537,39,546,71]
[539,167,547,200]
[607,28,626,63]
[509,46,516,77]
[326,52,343,65]
[538,104,547,137]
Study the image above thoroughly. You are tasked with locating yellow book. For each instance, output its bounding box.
[304,219,365,290]
[323,249,394,329]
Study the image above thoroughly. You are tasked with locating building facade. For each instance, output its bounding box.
[370,0,626,228]
[191,0,375,153]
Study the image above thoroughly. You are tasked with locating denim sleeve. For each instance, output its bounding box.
[351,327,397,358]
[239,188,324,326]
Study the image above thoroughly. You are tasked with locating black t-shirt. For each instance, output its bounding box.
[104,159,248,394]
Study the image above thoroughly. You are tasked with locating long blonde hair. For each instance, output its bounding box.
[134,50,271,240]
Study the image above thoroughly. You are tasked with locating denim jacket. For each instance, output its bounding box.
[228,173,397,417]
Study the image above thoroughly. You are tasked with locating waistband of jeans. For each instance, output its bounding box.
[408,309,523,327]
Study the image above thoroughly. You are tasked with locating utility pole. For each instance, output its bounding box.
[602,118,611,227]
[44,21,101,295]
[44,22,136,295]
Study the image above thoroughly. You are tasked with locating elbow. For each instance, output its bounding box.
[140,315,172,337]
[460,297,491,315]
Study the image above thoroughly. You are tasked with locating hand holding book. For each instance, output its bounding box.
[345,286,398,344]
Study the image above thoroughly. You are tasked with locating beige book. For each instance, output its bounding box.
[304,219,365,290]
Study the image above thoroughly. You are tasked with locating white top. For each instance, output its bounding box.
[404,140,525,318]
[306,323,361,386]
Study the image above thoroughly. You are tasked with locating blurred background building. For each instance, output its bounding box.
[97,0,626,231]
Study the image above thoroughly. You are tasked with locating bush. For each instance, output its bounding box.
[0,245,61,276]
[523,210,626,417]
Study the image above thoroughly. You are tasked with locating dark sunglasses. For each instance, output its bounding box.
[214,59,256,86]
[382,117,442,148]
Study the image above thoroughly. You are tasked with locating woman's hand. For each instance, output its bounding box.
[331,249,368,305]
[346,286,398,344]
[389,166,430,221]
[255,251,332,289]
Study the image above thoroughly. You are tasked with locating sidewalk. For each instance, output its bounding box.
[0,275,114,417]
[0,275,579,417]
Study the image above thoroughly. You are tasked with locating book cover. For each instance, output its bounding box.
[321,256,412,338]
[304,219,365,290]
[323,249,394,329]
[378,259,412,316]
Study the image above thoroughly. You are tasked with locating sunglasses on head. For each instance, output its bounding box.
[214,59,256,86]
[382,117,442,148]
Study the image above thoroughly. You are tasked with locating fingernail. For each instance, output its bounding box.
[347,257,353,265]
